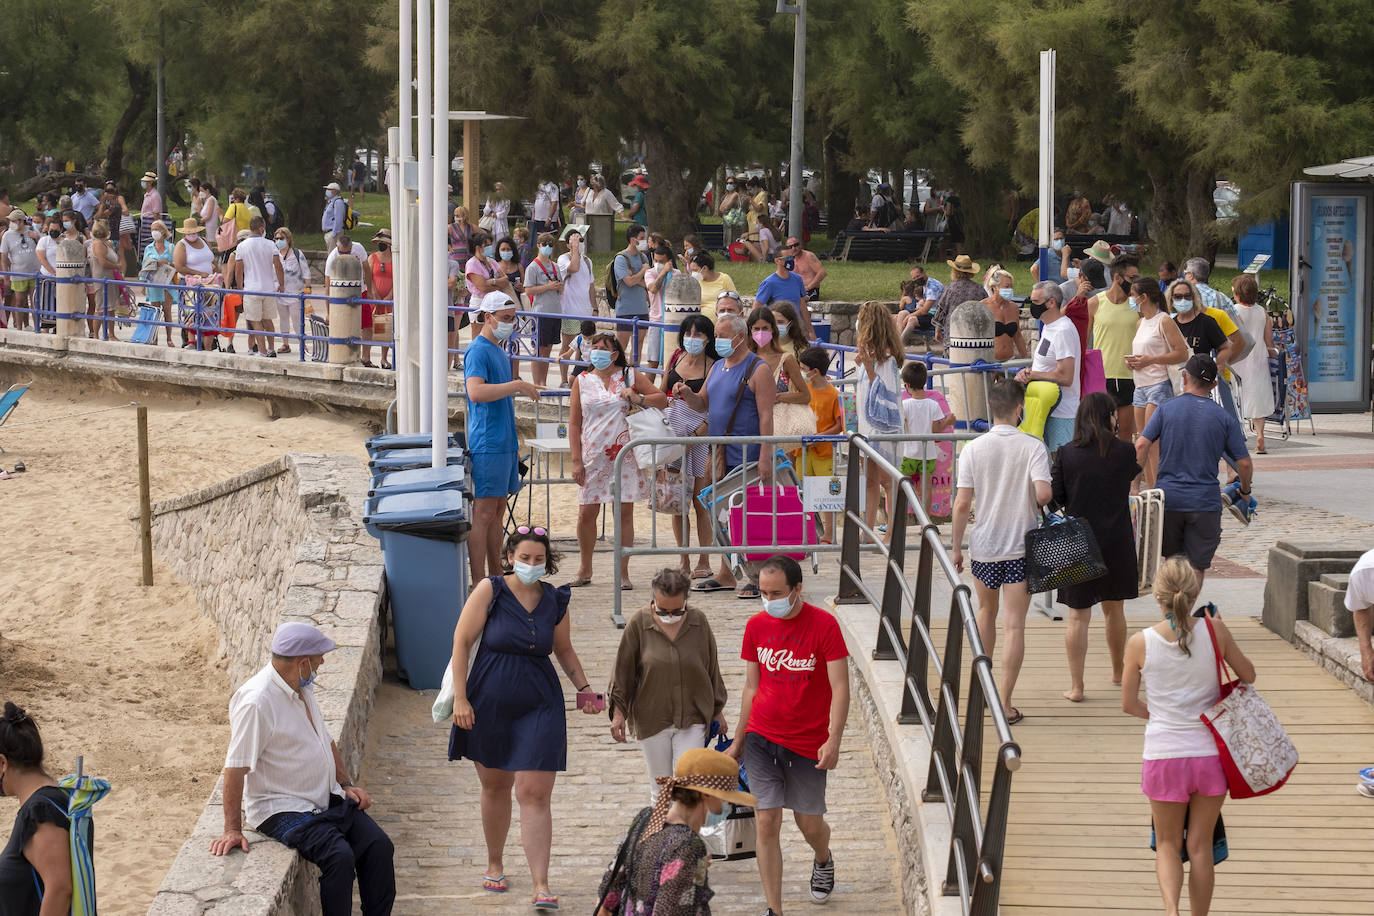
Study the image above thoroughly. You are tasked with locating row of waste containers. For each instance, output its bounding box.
[363,433,472,689]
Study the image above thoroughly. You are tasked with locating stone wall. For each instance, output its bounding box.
[144,453,385,916]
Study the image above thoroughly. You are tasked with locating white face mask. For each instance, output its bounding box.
[636,240,649,252]
[152,229,166,240]
[654,604,685,625]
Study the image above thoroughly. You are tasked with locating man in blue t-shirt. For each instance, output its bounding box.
[1135,354,1253,588]
[464,291,541,582]
[613,224,650,361]
[754,240,808,314]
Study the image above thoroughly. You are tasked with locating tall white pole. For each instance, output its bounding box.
[394,0,414,433]
[388,126,410,432]
[787,0,806,242]
[417,0,434,434]
[431,0,449,468]
[1037,50,1056,283]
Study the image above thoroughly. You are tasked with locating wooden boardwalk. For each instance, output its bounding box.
[938,614,1374,915]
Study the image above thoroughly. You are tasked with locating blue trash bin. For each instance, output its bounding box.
[366,432,459,455]
[368,446,467,472]
[811,318,831,343]
[364,490,470,689]
[369,465,468,497]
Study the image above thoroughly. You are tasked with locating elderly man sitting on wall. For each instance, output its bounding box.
[210,622,395,916]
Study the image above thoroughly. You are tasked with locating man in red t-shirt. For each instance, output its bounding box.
[728,556,850,913]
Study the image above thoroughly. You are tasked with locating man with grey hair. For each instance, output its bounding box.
[1018,280,1080,453]
[1184,256,1245,419]
[211,621,395,915]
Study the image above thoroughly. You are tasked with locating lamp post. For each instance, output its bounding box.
[778,0,806,242]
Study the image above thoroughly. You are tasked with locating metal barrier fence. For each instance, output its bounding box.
[835,432,1019,916]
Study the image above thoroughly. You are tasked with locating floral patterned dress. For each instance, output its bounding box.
[577,368,648,505]
[598,809,714,915]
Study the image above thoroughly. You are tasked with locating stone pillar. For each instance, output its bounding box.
[327,255,363,365]
[945,300,995,426]
[1261,540,1363,641]
[53,238,87,342]
[661,271,702,355]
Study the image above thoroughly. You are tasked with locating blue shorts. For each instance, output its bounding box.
[470,449,521,498]
[1043,416,1075,453]
[1132,379,1174,408]
[970,557,1027,590]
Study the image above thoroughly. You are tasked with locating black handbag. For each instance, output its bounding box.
[1023,508,1108,594]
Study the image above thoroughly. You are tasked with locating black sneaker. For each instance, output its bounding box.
[810,853,834,902]
[764,910,782,916]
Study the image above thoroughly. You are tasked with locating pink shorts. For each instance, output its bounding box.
[1141,756,1227,803]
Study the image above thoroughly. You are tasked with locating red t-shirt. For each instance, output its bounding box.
[740,602,849,759]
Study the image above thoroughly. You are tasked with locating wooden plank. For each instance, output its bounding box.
[910,614,1374,914]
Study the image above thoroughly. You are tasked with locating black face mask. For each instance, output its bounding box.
[48,228,60,239]
[1029,300,1050,320]
[377,243,389,252]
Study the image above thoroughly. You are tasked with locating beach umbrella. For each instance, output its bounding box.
[56,758,112,916]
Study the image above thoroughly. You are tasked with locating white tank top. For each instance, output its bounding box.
[1141,624,1221,759]
[181,238,214,276]
[1130,312,1171,386]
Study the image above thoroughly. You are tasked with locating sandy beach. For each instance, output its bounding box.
[0,381,372,915]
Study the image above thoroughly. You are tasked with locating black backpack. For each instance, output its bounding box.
[265,199,286,236]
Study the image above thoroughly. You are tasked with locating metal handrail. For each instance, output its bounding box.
[837,432,1021,916]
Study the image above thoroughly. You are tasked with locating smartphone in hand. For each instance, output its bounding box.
[576,690,606,712]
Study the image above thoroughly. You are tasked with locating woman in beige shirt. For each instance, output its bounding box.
[608,568,729,803]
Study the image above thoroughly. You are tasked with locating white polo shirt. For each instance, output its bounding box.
[224,663,340,828]
[1345,549,1374,613]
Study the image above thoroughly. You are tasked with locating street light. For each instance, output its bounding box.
[777,0,806,242]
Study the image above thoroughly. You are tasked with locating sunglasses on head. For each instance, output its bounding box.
[516,526,547,536]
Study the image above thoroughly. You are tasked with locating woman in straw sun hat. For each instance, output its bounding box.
[596,746,755,915]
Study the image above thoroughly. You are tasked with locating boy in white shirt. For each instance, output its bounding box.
[899,362,953,516]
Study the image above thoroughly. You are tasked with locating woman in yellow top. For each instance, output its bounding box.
[222,187,254,233]
[687,249,735,322]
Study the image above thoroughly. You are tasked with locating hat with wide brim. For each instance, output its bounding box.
[629,175,650,190]
[1085,240,1115,264]
[141,171,158,183]
[665,748,756,808]
[176,217,205,233]
[946,254,981,274]
[371,229,392,243]
[560,223,590,241]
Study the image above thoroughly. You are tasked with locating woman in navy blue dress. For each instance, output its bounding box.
[448,527,598,910]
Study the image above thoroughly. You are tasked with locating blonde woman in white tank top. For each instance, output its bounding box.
[1121,556,1256,916]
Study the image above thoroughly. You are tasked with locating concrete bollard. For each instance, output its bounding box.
[327,254,364,365]
[661,271,702,356]
[945,300,995,426]
[54,238,87,342]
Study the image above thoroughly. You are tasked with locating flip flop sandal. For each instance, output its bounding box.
[482,874,508,893]
[621,581,634,590]
[567,577,592,587]
[691,568,713,579]
[1006,707,1024,726]
[532,893,559,910]
[693,578,731,592]
[736,584,761,599]
[13,461,25,473]
[1357,783,1374,798]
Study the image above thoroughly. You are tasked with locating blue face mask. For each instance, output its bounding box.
[1128,296,1140,312]
[275,238,287,251]
[1051,238,1065,252]
[577,179,586,187]
[714,337,734,358]
[726,183,735,191]
[589,349,614,370]
[500,249,514,261]
[783,257,795,271]
[539,245,553,257]
[1173,297,1194,313]
[762,593,794,618]
[299,659,317,689]
[493,320,516,341]
[484,245,495,258]
[683,336,705,355]
[513,561,545,584]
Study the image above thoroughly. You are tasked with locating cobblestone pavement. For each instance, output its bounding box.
[359,562,904,914]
